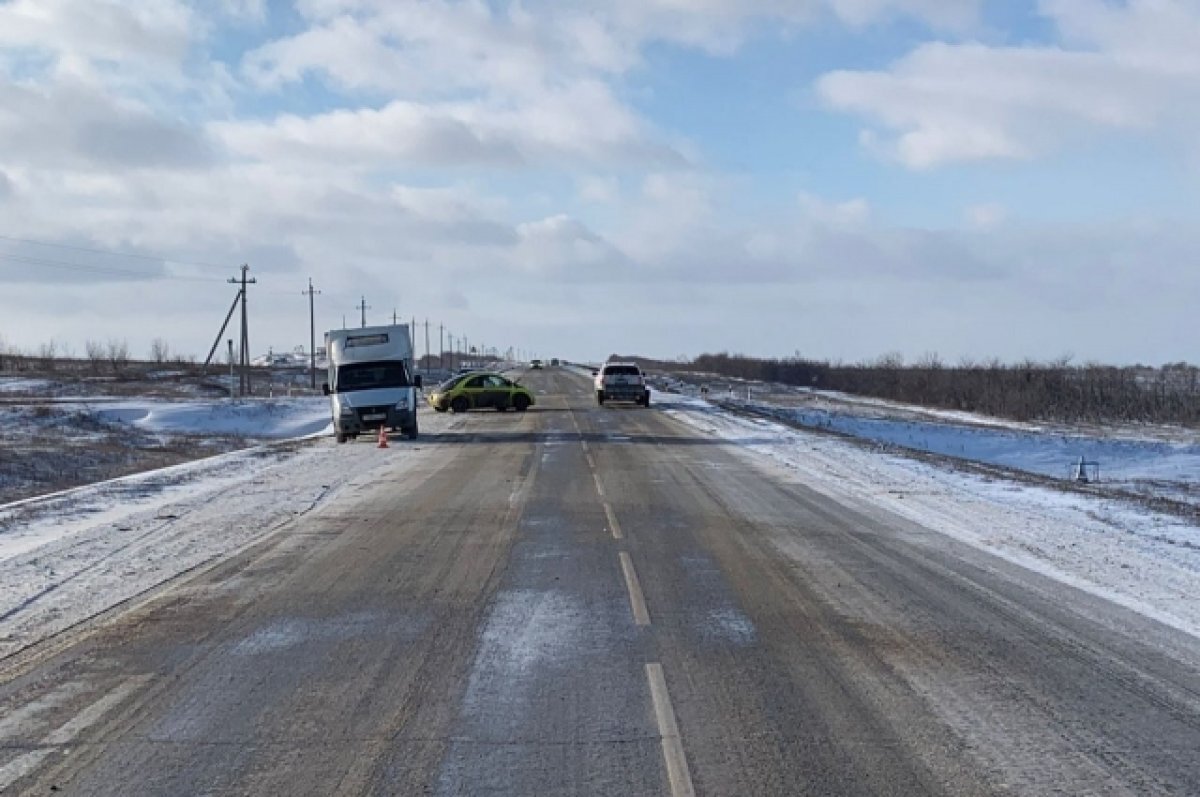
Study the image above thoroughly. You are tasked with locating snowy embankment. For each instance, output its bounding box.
[719,395,1200,499]
[655,389,1200,640]
[91,396,333,439]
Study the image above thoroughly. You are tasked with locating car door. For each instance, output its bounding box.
[461,375,487,408]
[483,375,509,408]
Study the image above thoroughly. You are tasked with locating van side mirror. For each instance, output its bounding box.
[321,383,330,395]
[414,374,423,389]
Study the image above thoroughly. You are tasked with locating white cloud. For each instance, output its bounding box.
[0,0,196,73]
[577,176,620,204]
[216,0,267,24]
[0,76,213,171]
[213,82,683,169]
[798,192,871,228]
[513,214,631,278]
[818,1,1200,168]
[966,203,1007,229]
[828,0,980,30]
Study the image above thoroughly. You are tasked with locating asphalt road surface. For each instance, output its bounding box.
[3,368,1200,795]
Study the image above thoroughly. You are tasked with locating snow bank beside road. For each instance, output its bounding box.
[727,398,1200,489]
[656,390,1200,640]
[92,397,332,439]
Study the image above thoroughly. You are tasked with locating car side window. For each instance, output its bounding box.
[465,376,486,389]
[486,376,506,388]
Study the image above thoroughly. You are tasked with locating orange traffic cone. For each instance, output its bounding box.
[377,425,389,449]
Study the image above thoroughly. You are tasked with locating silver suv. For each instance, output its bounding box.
[595,362,650,406]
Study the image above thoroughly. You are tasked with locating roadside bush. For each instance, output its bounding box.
[673,352,1200,426]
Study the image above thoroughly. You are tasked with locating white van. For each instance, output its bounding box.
[324,325,422,442]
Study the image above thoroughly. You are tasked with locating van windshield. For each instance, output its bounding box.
[335,361,411,392]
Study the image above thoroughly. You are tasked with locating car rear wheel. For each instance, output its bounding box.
[451,396,470,413]
[513,394,531,412]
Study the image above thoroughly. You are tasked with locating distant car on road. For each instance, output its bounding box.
[530,359,543,369]
[595,362,650,407]
[427,372,535,413]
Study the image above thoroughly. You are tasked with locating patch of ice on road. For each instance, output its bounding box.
[702,607,758,646]
[471,589,584,675]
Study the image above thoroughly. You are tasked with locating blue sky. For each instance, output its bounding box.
[1,0,1199,364]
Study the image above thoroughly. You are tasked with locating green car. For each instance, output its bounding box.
[428,372,535,413]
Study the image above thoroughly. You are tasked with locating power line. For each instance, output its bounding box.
[0,233,230,270]
[0,252,225,283]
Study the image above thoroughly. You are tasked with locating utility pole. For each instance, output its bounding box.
[357,296,370,328]
[393,309,398,325]
[424,319,430,373]
[439,324,445,370]
[302,278,321,390]
[227,264,256,396]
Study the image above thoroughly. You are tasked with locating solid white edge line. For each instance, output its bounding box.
[593,472,606,498]
[618,551,650,626]
[646,662,696,797]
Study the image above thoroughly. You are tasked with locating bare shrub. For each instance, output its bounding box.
[150,337,170,363]
[675,352,1200,426]
[85,340,105,373]
[106,339,130,373]
[37,340,58,371]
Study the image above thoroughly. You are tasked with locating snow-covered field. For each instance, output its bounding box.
[721,396,1200,504]
[656,390,1200,640]
[654,374,1200,510]
[0,394,335,505]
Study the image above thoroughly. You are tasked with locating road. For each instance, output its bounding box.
[3,367,1200,795]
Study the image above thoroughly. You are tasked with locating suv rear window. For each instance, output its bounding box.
[604,365,641,376]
